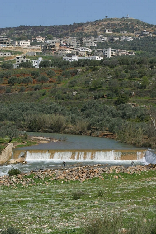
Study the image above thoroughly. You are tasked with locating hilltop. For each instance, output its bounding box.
[0,17,156,39]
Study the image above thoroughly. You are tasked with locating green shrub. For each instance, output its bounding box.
[8,168,21,176]
[72,191,85,200]
[1,226,21,234]
[83,214,156,234]
[97,190,104,197]
[84,214,123,234]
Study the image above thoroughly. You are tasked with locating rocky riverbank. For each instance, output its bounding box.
[0,164,156,187]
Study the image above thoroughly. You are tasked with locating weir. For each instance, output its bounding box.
[13,149,146,162]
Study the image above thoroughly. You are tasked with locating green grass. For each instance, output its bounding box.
[0,171,156,233]
[0,170,156,233]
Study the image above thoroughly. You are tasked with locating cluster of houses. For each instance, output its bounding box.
[0,30,139,67]
[13,55,43,69]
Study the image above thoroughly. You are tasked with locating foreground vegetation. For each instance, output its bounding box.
[0,170,156,233]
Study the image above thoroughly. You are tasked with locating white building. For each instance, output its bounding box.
[16,55,30,64]
[14,40,31,47]
[13,55,30,68]
[0,51,11,57]
[103,48,135,58]
[120,36,133,41]
[103,48,115,58]
[63,55,78,62]
[32,57,43,68]
[36,36,45,43]
[104,29,112,33]
[78,56,103,61]
[63,55,103,62]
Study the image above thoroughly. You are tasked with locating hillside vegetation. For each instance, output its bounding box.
[0,55,156,148]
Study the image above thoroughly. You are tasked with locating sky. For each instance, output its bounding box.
[0,0,156,28]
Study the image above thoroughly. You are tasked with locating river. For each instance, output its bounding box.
[0,132,147,176]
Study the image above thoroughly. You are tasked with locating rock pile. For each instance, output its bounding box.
[0,164,156,187]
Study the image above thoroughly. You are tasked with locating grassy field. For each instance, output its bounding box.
[0,170,156,233]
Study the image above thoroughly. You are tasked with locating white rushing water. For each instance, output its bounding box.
[25,150,123,162]
[0,149,147,177]
[144,149,156,164]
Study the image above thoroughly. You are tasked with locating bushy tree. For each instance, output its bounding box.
[23,76,33,85]
[46,69,55,77]
[37,75,49,84]
[31,70,40,78]
[19,61,33,68]
[39,60,51,68]
[1,62,13,69]
[8,76,18,85]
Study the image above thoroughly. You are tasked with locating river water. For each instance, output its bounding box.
[0,132,147,176]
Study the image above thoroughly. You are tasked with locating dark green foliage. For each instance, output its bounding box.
[97,190,104,197]
[61,70,71,78]
[46,69,56,77]
[22,76,33,85]
[68,79,78,87]
[39,60,51,68]
[8,76,18,86]
[56,75,63,83]
[37,75,49,84]
[72,191,85,200]
[114,93,129,105]
[0,124,19,142]
[0,77,3,83]
[33,84,42,91]
[1,226,20,234]
[1,63,13,69]
[31,70,40,78]
[5,87,11,93]
[19,86,26,92]
[8,168,21,176]
[19,61,33,68]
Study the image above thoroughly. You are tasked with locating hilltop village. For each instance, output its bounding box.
[0,33,136,67]
[1,17,156,67]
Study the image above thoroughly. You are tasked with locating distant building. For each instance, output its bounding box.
[13,56,43,69]
[63,55,78,62]
[32,57,43,68]
[103,47,135,58]
[63,55,103,62]
[13,55,30,68]
[120,36,133,41]
[36,36,45,43]
[104,29,112,34]
[0,36,11,46]
[0,51,11,57]
[14,40,30,47]
[103,48,114,58]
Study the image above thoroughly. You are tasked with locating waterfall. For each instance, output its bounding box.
[144,150,156,165]
[24,150,145,162]
[26,151,51,161]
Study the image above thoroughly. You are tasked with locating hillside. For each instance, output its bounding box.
[0,17,156,39]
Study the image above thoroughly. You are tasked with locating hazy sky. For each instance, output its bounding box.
[0,0,156,28]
